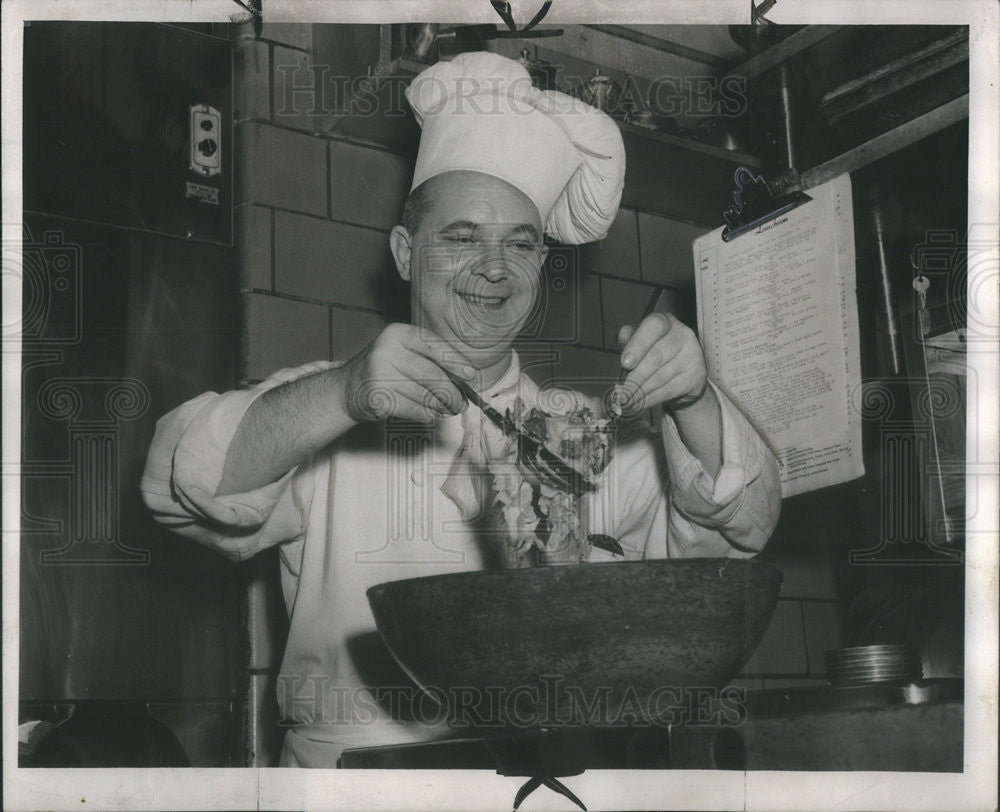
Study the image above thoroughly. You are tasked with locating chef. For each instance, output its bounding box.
[142,52,781,767]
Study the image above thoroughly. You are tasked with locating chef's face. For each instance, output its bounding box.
[390,171,547,368]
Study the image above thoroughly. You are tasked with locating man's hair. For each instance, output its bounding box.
[401,172,545,239]
[401,177,436,235]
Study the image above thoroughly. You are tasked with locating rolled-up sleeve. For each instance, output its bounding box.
[660,381,781,557]
[140,361,337,562]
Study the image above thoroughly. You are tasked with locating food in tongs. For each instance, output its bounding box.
[514,400,613,486]
[488,396,622,567]
[447,372,624,566]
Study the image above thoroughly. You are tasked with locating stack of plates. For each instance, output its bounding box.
[824,644,923,688]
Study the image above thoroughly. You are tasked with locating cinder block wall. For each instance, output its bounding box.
[231,24,845,707]
[232,24,709,390]
[234,26,407,385]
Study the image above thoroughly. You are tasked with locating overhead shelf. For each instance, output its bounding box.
[616,120,762,168]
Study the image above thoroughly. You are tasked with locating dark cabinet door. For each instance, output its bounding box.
[23,22,232,245]
[19,214,241,703]
[20,21,241,714]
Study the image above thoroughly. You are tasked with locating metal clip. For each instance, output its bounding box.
[721,166,812,242]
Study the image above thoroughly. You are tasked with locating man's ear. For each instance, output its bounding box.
[389,225,413,281]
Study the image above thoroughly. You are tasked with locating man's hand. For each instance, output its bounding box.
[616,312,723,477]
[616,312,708,414]
[340,323,475,423]
[217,324,476,496]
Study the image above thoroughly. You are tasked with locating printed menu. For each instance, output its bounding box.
[694,173,864,497]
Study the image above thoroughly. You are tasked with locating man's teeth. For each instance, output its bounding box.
[460,292,505,304]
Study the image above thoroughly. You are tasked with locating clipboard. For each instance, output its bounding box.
[694,172,864,498]
[721,166,813,242]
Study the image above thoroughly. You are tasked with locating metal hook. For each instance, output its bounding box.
[491,1,554,34]
[231,0,263,38]
[513,776,587,812]
[752,0,777,26]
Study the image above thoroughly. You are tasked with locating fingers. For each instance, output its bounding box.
[393,383,463,419]
[349,324,474,422]
[398,326,477,381]
[625,363,706,412]
[617,323,636,349]
[351,372,464,422]
[625,333,684,392]
[615,315,709,412]
[391,354,467,415]
[620,312,675,369]
[617,313,681,411]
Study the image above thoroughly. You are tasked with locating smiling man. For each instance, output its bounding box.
[142,52,781,767]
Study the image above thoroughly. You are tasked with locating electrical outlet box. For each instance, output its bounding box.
[190,104,222,176]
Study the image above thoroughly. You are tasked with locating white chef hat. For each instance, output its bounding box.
[405,51,626,245]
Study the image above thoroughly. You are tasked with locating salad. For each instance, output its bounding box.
[486,396,615,567]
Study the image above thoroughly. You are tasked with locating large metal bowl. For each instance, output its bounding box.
[367,558,782,728]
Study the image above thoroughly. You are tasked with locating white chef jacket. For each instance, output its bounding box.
[141,352,781,767]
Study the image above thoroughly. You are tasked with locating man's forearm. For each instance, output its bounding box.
[663,385,723,478]
[216,366,357,496]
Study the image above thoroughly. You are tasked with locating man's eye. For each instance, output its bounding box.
[507,241,538,252]
[444,233,476,244]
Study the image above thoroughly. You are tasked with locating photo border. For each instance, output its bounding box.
[3,1,996,809]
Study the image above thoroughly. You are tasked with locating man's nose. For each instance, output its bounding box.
[470,252,509,282]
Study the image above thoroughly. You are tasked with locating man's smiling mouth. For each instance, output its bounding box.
[456,290,509,308]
